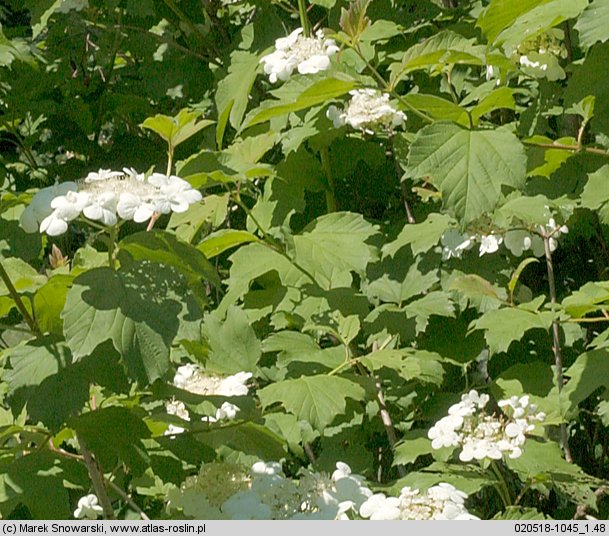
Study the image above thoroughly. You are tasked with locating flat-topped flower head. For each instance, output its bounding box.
[360,483,478,520]
[223,461,372,520]
[428,389,545,462]
[165,364,252,434]
[260,28,339,83]
[327,89,406,134]
[20,168,202,236]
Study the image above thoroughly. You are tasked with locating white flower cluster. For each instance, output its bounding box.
[222,461,372,520]
[514,29,567,81]
[441,218,568,260]
[326,89,406,134]
[20,168,202,236]
[73,494,103,519]
[166,365,252,435]
[428,390,545,462]
[360,483,477,520]
[260,28,339,83]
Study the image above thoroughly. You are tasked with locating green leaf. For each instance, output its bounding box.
[506,440,585,481]
[360,349,445,384]
[258,375,366,431]
[69,407,151,475]
[392,462,494,496]
[508,258,540,300]
[197,230,258,259]
[477,0,548,42]
[450,274,505,304]
[494,0,587,51]
[220,242,310,314]
[293,212,379,290]
[0,257,47,297]
[119,230,220,289]
[401,94,470,125]
[141,109,214,149]
[581,165,609,225]
[561,281,609,318]
[382,213,453,257]
[394,430,434,465]
[561,350,609,415]
[497,194,554,225]
[564,43,609,134]
[5,336,86,431]
[0,452,77,518]
[406,123,527,225]
[215,51,260,131]
[473,297,554,353]
[202,305,261,374]
[404,291,455,334]
[33,274,72,335]
[389,31,485,86]
[339,0,371,41]
[470,87,516,125]
[63,262,194,384]
[245,77,358,128]
[493,507,548,520]
[366,260,438,305]
[575,0,609,49]
[197,422,286,461]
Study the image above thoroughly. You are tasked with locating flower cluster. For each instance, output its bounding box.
[169,461,373,520]
[260,28,339,83]
[20,168,202,236]
[166,365,252,435]
[326,89,406,134]
[514,29,567,81]
[73,494,103,519]
[441,218,568,260]
[428,390,545,462]
[360,483,478,520]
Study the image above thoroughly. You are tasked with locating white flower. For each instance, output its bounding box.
[39,190,90,236]
[74,494,104,519]
[429,390,544,462]
[148,173,203,214]
[83,191,118,225]
[215,401,240,420]
[167,365,252,433]
[360,484,477,520]
[84,168,123,183]
[20,182,78,233]
[327,89,405,134]
[165,400,190,436]
[479,234,502,256]
[441,229,474,259]
[260,28,339,83]
[360,494,401,520]
[116,192,155,223]
[27,168,202,235]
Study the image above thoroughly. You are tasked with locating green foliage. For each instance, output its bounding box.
[1,0,609,522]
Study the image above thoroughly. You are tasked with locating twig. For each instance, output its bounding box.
[76,432,115,520]
[543,235,573,463]
[523,140,609,157]
[574,487,607,519]
[374,375,406,478]
[106,480,150,521]
[0,261,40,334]
[303,443,316,464]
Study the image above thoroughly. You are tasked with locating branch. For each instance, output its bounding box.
[523,140,609,158]
[543,236,573,463]
[0,261,40,335]
[106,480,150,521]
[76,432,116,520]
